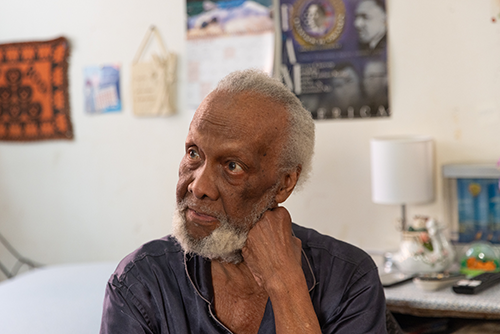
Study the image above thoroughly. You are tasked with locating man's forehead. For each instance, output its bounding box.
[191,91,288,134]
[333,68,357,83]
[357,1,382,14]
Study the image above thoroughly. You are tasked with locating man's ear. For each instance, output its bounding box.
[275,165,301,204]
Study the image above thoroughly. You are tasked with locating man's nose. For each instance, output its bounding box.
[188,163,219,201]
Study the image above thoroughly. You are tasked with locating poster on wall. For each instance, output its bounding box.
[492,0,500,22]
[186,0,275,109]
[0,37,73,141]
[83,64,122,114]
[279,0,388,120]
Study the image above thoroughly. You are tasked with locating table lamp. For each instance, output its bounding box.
[370,135,435,231]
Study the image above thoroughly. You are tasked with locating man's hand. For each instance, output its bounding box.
[241,207,321,334]
[242,207,302,288]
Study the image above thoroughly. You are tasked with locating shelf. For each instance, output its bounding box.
[442,163,500,179]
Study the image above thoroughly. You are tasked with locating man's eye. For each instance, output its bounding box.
[188,149,200,159]
[228,161,243,172]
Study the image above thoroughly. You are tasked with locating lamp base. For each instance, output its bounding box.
[400,203,407,231]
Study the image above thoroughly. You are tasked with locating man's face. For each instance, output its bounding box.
[363,61,387,98]
[354,0,386,44]
[306,4,325,30]
[332,67,361,107]
[174,91,289,262]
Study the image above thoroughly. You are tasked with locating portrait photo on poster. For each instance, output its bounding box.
[279,0,389,120]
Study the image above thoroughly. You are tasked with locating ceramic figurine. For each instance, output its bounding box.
[393,216,455,274]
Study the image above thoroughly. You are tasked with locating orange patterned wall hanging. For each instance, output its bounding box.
[0,37,73,141]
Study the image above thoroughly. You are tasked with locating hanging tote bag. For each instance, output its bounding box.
[131,26,177,116]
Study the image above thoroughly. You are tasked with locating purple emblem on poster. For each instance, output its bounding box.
[279,0,389,120]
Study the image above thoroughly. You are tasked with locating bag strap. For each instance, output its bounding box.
[133,25,169,64]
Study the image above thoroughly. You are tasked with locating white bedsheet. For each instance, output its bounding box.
[0,262,117,334]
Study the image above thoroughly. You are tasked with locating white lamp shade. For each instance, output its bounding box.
[370,136,435,205]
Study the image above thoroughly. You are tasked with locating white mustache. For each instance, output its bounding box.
[177,196,228,223]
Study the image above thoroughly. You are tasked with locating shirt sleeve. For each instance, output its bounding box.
[100,279,157,334]
[321,267,387,334]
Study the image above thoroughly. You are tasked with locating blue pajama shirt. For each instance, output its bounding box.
[100,224,387,333]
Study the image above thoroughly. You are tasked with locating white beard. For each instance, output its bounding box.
[172,186,277,264]
[172,208,248,263]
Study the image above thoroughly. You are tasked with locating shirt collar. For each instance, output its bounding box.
[184,243,317,303]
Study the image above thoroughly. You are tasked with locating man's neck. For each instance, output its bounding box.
[369,31,385,49]
[211,260,264,296]
[211,260,269,334]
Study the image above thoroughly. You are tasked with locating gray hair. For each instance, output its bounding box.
[214,69,315,190]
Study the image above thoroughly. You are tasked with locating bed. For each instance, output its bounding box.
[0,262,117,334]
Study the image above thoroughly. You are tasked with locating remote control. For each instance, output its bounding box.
[452,272,500,294]
[380,272,414,287]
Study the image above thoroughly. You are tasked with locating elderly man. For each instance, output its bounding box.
[100,70,386,333]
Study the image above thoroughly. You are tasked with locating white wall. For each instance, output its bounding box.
[0,0,499,271]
